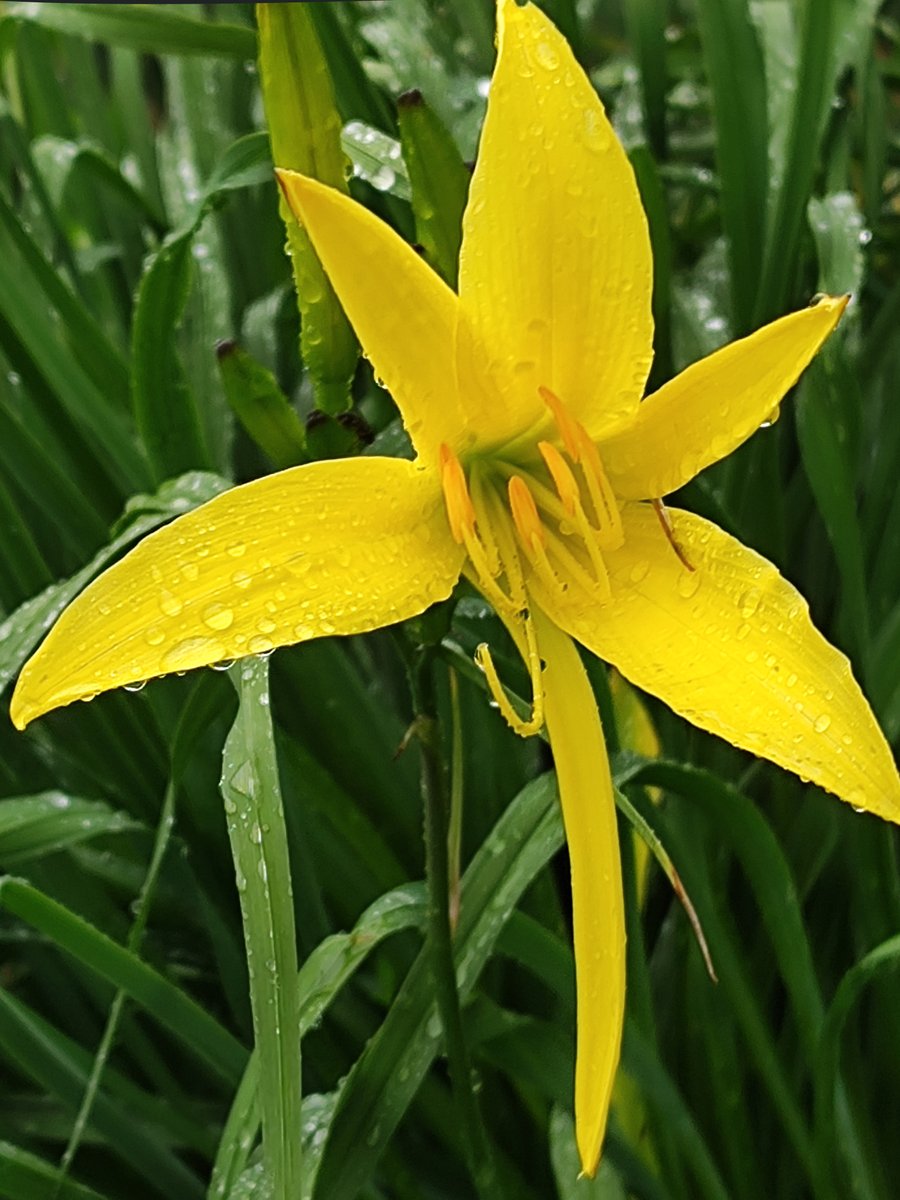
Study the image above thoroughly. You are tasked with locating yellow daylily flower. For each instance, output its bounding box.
[11,0,900,1177]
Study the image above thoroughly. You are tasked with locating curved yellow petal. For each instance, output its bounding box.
[458,0,653,449]
[277,171,472,465]
[534,605,625,1177]
[537,505,900,824]
[600,296,848,500]
[11,458,462,729]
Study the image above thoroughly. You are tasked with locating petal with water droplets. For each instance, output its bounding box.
[533,606,624,1178]
[535,503,900,823]
[457,0,653,447]
[11,458,462,728]
[599,296,848,500]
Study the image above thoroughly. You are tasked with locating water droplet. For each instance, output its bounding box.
[534,41,559,70]
[159,589,183,617]
[814,713,831,733]
[248,635,274,656]
[146,628,165,647]
[227,542,246,558]
[583,108,611,153]
[203,603,234,631]
[232,570,252,589]
[162,636,225,673]
[249,822,263,844]
[738,588,762,618]
[182,563,199,581]
[629,559,650,584]
[256,616,277,635]
[124,679,147,692]
[677,570,701,599]
[211,659,236,672]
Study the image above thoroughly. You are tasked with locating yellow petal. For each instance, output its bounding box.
[11,458,462,729]
[457,0,653,449]
[600,296,848,500]
[537,504,900,823]
[277,171,472,465]
[533,605,625,1177]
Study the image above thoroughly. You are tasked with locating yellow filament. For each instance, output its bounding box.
[476,612,545,737]
[539,385,582,460]
[440,445,518,615]
[575,429,624,550]
[538,386,624,551]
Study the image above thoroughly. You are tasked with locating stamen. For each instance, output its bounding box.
[652,498,695,572]
[575,428,624,550]
[538,388,624,551]
[538,441,611,595]
[539,385,581,460]
[439,444,476,544]
[476,612,545,738]
[508,476,545,553]
[538,441,579,516]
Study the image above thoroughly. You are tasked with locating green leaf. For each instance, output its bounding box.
[755,0,839,320]
[0,793,139,865]
[208,885,426,1198]
[0,989,205,1200]
[694,0,768,331]
[397,91,469,285]
[0,1139,112,1199]
[221,658,302,1200]
[814,935,900,1200]
[4,3,256,58]
[313,772,564,1200]
[0,189,130,405]
[216,341,307,470]
[0,877,247,1084]
[132,132,274,482]
[342,121,412,202]
[549,1106,627,1198]
[258,2,358,415]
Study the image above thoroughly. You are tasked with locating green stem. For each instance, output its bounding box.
[409,646,505,1200]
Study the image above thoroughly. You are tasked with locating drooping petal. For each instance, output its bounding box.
[536,505,900,824]
[11,458,462,729]
[533,605,625,1177]
[277,171,472,465]
[599,296,847,500]
[458,0,653,449]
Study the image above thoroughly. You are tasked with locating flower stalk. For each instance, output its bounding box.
[407,642,505,1200]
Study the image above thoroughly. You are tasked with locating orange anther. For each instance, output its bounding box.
[539,385,581,461]
[439,444,476,544]
[508,476,544,553]
[538,441,579,516]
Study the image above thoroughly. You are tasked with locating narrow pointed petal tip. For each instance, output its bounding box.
[276,168,469,465]
[601,292,850,501]
[10,457,463,731]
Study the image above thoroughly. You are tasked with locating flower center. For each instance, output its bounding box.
[439,386,625,737]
